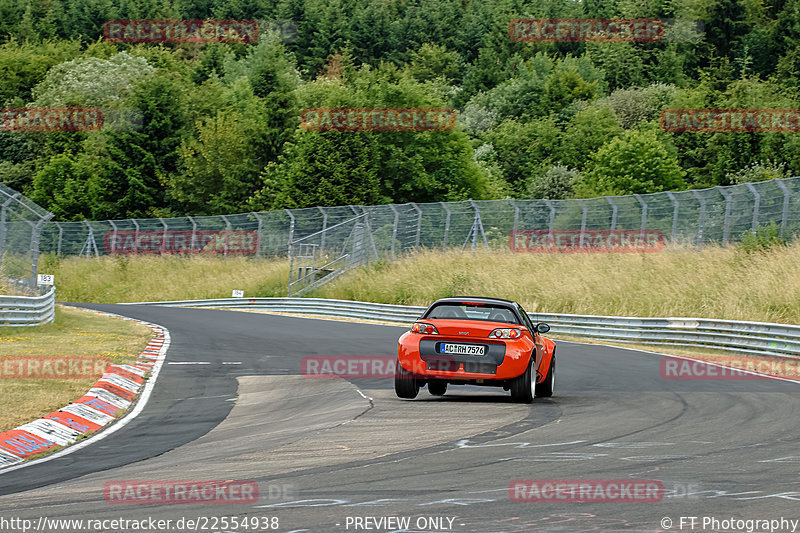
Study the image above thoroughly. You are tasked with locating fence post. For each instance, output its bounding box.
[440,202,451,251]
[389,204,399,259]
[719,188,732,245]
[666,192,679,242]
[744,182,761,232]
[318,206,328,250]
[159,217,168,255]
[509,199,520,236]
[469,199,489,250]
[576,199,587,247]
[253,212,263,256]
[187,216,197,254]
[775,178,791,238]
[604,196,617,230]
[286,209,295,297]
[411,203,422,250]
[80,220,99,258]
[56,221,63,256]
[29,216,50,289]
[0,193,19,272]
[132,219,140,253]
[543,199,556,238]
[221,215,231,256]
[109,220,118,254]
[692,190,706,245]
[633,194,648,239]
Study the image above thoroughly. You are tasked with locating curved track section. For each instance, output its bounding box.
[1,304,798,532]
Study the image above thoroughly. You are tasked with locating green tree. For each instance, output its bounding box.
[487,117,561,195]
[171,78,289,214]
[407,43,461,83]
[581,128,687,195]
[29,152,89,220]
[558,104,623,170]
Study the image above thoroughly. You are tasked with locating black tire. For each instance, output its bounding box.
[510,356,535,403]
[536,351,555,398]
[428,380,447,396]
[395,359,420,399]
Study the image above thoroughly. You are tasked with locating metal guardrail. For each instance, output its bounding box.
[128,297,800,360]
[0,287,56,327]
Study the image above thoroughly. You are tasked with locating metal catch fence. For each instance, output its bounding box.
[35,177,800,261]
[0,184,53,291]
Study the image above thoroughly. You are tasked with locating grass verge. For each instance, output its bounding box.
[39,254,288,303]
[0,305,152,431]
[310,243,800,325]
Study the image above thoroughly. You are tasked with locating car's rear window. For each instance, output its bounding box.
[425,303,520,324]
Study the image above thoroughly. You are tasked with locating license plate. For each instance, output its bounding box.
[440,343,485,356]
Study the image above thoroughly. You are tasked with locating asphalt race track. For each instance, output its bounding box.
[1,304,799,533]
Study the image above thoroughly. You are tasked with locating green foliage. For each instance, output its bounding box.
[558,104,623,170]
[726,160,789,184]
[0,40,82,104]
[407,43,461,83]
[581,128,687,196]
[737,222,788,253]
[487,117,560,195]
[31,52,155,106]
[527,165,579,200]
[251,63,490,208]
[29,152,89,220]
[600,83,676,130]
[1,0,800,219]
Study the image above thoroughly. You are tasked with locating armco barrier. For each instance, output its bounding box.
[127,298,800,360]
[0,286,55,326]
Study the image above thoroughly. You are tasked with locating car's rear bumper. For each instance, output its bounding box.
[398,333,533,381]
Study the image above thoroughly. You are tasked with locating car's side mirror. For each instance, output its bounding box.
[535,323,550,334]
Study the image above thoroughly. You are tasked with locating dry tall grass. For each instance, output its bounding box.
[312,243,800,324]
[35,243,800,324]
[41,254,289,303]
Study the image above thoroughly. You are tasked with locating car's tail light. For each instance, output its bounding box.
[490,328,521,339]
[412,322,439,334]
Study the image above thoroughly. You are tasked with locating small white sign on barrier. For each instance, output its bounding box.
[37,274,55,286]
[232,290,245,298]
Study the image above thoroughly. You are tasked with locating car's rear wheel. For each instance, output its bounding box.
[536,351,555,398]
[395,359,420,399]
[428,380,447,396]
[510,356,535,403]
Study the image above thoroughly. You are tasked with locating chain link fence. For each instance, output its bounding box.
[34,177,800,260]
[0,184,53,292]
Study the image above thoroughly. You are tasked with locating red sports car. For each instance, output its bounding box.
[395,297,555,403]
